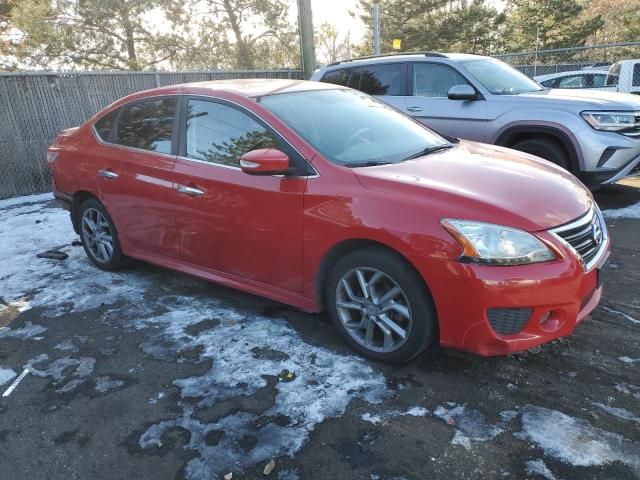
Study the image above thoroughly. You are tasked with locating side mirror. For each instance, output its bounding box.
[240,148,290,175]
[447,84,477,101]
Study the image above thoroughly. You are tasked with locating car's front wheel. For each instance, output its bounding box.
[326,247,437,364]
[78,198,126,271]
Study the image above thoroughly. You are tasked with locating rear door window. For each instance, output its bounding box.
[115,98,177,154]
[320,69,350,86]
[357,64,403,95]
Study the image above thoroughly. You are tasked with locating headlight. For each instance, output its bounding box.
[581,111,640,133]
[441,219,556,266]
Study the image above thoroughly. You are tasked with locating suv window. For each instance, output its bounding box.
[321,64,403,96]
[412,63,470,97]
[633,64,640,87]
[592,74,606,88]
[353,64,403,95]
[558,75,586,88]
[320,69,350,87]
[115,98,176,154]
[606,63,621,87]
[185,99,279,167]
[94,110,117,142]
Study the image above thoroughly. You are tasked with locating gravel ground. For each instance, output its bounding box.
[0,182,639,480]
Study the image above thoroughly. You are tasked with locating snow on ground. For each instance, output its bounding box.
[132,296,388,478]
[0,367,17,387]
[603,201,640,219]
[517,405,640,470]
[0,192,53,209]
[2,194,640,478]
[0,200,151,316]
[433,403,505,450]
[525,459,557,480]
[360,406,429,425]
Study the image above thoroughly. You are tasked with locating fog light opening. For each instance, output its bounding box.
[539,312,551,326]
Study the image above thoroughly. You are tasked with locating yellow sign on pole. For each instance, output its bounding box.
[392,39,402,50]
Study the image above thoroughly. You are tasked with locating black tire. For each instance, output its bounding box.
[325,247,437,364]
[77,198,127,271]
[511,138,571,171]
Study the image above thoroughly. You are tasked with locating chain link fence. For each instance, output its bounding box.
[0,69,303,200]
[495,41,640,89]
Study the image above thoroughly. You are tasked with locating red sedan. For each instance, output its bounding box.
[48,79,610,363]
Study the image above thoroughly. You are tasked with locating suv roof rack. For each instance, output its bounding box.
[327,51,447,67]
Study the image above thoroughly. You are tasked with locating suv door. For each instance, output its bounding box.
[94,97,180,258]
[172,97,307,292]
[404,62,487,142]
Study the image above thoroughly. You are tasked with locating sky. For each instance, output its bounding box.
[306,0,366,41]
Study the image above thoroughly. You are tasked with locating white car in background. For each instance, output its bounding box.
[535,60,640,95]
[534,69,609,89]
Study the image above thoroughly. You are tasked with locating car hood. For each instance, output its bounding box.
[354,141,593,232]
[513,88,640,110]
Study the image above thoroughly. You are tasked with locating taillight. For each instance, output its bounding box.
[46,151,59,164]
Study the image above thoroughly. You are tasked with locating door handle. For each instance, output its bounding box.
[98,169,118,179]
[407,106,423,112]
[176,184,204,196]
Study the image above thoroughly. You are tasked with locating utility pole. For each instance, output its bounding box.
[372,4,381,55]
[297,0,316,79]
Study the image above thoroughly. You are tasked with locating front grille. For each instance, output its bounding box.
[487,308,532,335]
[550,207,607,269]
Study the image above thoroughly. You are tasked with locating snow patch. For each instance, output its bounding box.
[433,404,504,449]
[135,296,387,479]
[593,402,640,424]
[517,405,640,469]
[0,201,151,317]
[94,376,125,393]
[619,356,640,364]
[0,367,17,387]
[25,354,96,393]
[603,201,640,220]
[525,459,557,480]
[360,406,429,425]
[0,321,47,340]
[0,192,53,209]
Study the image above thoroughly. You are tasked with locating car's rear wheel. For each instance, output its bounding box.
[78,198,126,271]
[326,247,437,364]
[511,138,571,171]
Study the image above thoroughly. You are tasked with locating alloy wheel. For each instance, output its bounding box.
[81,208,114,263]
[335,267,413,353]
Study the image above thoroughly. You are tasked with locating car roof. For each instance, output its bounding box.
[320,52,487,69]
[136,79,343,100]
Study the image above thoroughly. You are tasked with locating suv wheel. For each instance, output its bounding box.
[326,247,437,364]
[78,198,126,271]
[511,138,570,171]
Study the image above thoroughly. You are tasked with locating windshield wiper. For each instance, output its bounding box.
[346,160,395,168]
[402,143,454,161]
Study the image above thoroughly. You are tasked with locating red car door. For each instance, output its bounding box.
[171,97,308,292]
[94,97,180,258]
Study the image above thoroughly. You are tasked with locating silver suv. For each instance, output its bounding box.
[310,53,640,187]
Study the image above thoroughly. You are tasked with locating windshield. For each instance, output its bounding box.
[461,58,544,95]
[259,89,449,166]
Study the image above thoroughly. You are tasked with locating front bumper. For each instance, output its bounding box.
[419,232,611,356]
[577,128,640,185]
